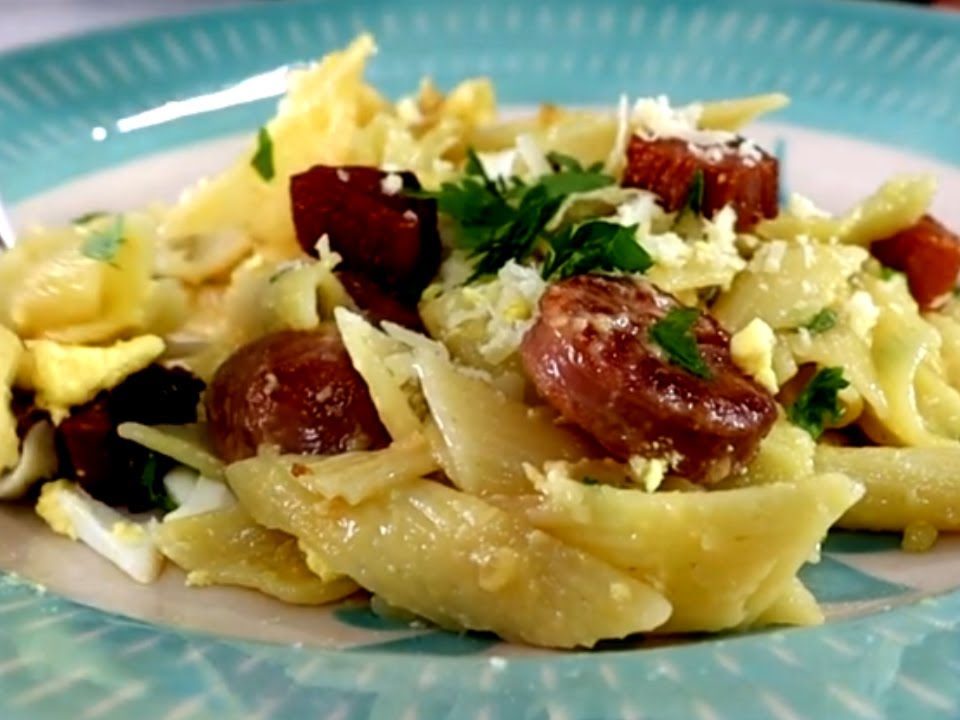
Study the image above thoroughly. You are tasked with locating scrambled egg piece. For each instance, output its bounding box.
[0,326,23,472]
[628,456,668,493]
[730,318,778,393]
[19,335,164,422]
[36,480,164,583]
[842,290,880,342]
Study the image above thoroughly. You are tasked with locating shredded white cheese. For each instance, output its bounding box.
[380,172,404,195]
[515,133,552,178]
[788,193,831,219]
[631,95,733,146]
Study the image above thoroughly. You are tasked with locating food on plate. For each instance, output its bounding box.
[205,327,389,462]
[2,35,959,648]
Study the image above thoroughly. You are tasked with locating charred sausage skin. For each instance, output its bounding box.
[520,275,777,484]
[623,136,779,231]
[291,166,440,301]
[205,327,389,463]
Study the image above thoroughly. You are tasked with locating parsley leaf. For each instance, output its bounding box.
[546,151,603,174]
[649,307,712,379]
[544,221,652,279]
[415,147,617,281]
[680,169,705,216]
[81,215,125,264]
[787,367,849,438]
[251,126,275,181]
[803,308,838,335]
[72,210,109,226]
[880,265,903,282]
[138,452,176,513]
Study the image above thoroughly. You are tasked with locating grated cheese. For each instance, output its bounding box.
[380,172,404,195]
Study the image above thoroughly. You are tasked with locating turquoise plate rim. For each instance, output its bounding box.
[1,1,959,718]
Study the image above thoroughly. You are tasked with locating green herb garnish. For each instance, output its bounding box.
[72,210,109,226]
[880,265,903,280]
[787,367,849,438]
[581,476,601,486]
[138,452,176,513]
[803,308,838,335]
[415,147,616,281]
[81,215,125,264]
[543,221,652,280]
[251,126,275,181]
[680,169,705,216]
[649,307,712,379]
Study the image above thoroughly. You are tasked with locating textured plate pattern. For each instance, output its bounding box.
[0,0,959,718]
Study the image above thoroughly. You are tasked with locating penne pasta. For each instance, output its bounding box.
[698,92,790,131]
[521,463,861,632]
[816,446,960,531]
[226,459,671,648]
[155,504,358,604]
[414,347,595,495]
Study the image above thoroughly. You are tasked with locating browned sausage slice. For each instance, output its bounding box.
[622,135,779,231]
[871,214,960,311]
[205,327,389,463]
[290,166,441,301]
[520,275,777,483]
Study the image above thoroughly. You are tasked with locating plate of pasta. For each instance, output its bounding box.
[1,1,960,719]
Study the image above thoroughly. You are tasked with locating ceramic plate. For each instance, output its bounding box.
[1,1,960,718]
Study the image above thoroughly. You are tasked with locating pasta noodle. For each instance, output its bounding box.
[521,461,860,632]
[816,446,960,531]
[225,457,671,648]
[155,504,358,604]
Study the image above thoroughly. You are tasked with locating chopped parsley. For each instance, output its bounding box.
[679,169,705,217]
[581,476,601,486]
[137,452,176,513]
[787,367,849,438]
[72,210,109,226]
[251,126,275,181]
[803,308,838,335]
[81,215,125,264]
[543,221,652,280]
[880,265,903,282]
[649,307,712,379]
[416,148,626,281]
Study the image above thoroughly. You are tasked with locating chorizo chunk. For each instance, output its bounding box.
[291,166,440,301]
[623,136,779,231]
[871,214,960,310]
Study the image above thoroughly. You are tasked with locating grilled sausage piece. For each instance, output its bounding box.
[622,135,779,231]
[57,365,205,511]
[871,214,960,311]
[334,270,424,331]
[291,166,440,301]
[206,327,388,463]
[520,275,777,484]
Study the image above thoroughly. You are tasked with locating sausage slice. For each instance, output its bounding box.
[622,135,778,231]
[520,275,777,483]
[290,166,440,301]
[871,214,960,311]
[206,327,389,463]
